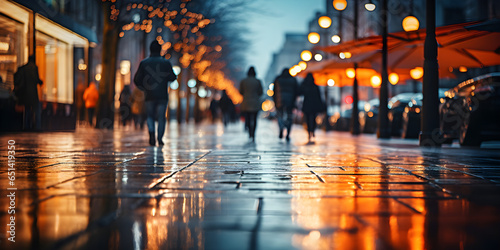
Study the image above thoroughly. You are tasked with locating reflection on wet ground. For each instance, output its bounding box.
[1,120,500,249]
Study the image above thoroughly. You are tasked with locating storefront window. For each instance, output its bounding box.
[0,14,24,93]
[36,31,73,104]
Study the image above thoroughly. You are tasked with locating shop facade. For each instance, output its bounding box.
[0,0,94,131]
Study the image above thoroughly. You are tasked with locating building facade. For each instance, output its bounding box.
[0,0,100,131]
[264,33,310,86]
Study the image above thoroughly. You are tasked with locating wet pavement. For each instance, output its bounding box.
[1,119,500,250]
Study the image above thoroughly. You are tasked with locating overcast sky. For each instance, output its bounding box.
[245,0,323,81]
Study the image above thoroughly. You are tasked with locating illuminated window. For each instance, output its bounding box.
[36,31,73,104]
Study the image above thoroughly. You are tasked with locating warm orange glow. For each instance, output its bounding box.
[371,75,382,88]
[459,66,467,72]
[344,52,352,58]
[346,68,356,78]
[318,16,332,28]
[410,67,424,79]
[389,73,399,85]
[267,89,274,97]
[308,32,320,44]
[301,50,313,61]
[333,0,347,11]
[289,65,302,76]
[298,61,307,70]
[262,99,275,112]
[198,69,242,104]
[403,16,420,32]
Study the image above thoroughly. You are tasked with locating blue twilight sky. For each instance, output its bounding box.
[245,0,324,79]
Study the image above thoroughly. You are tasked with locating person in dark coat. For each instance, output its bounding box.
[134,41,177,146]
[273,68,298,141]
[299,73,324,142]
[76,79,86,123]
[239,66,263,141]
[13,55,43,130]
[219,90,235,127]
[209,97,219,123]
[131,86,146,129]
[119,85,132,127]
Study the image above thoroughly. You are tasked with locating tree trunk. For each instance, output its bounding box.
[96,3,119,129]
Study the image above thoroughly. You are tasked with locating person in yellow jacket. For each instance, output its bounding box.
[83,82,99,127]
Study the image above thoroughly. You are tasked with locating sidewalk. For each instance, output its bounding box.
[1,119,500,249]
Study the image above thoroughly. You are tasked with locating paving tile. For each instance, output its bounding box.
[1,120,500,249]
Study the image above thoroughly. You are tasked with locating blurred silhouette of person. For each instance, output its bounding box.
[131,86,146,129]
[219,90,235,127]
[83,82,99,127]
[14,55,43,130]
[119,85,132,127]
[134,40,177,146]
[209,97,219,123]
[239,66,263,141]
[299,73,324,142]
[76,78,86,123]
[273,68,298,141]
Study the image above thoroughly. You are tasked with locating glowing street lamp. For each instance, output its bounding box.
[402,16,419,32]
[370,75,382,88]
[308,32,320,44]
[333,0,347,11]
[339,52,351,59]
[410,67,424,79]
[301,50,312,61]
[318,16,332,28]
[365,0,376,11]
[331,35,341,43]
[389,73,399,85]
[345,68,356,78]
[327,79,335,87]
[298,61,307,70]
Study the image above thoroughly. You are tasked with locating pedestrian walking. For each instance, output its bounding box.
[131,86,146,130]
[13,55,43,130]
[119,85,132,127]
[134,40,177,146]
[76,79,86,123]
[83,82,99,127]
[273,68,298,141]
[299,73,325,142]
[219,90,235,127]
[239,66,263,141]
[209,97,219,123]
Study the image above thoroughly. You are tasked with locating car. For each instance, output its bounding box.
[330,101,365,132]
[440,73,500,146]
[359,98,379,133]
[401,89,447,139]
[388,93,417,137]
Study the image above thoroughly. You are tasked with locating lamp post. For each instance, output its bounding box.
[351,0,360,135]
[308,15,332,113]
[377,0,390,138]
[419,0,441,147]
[333,0,361,135]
